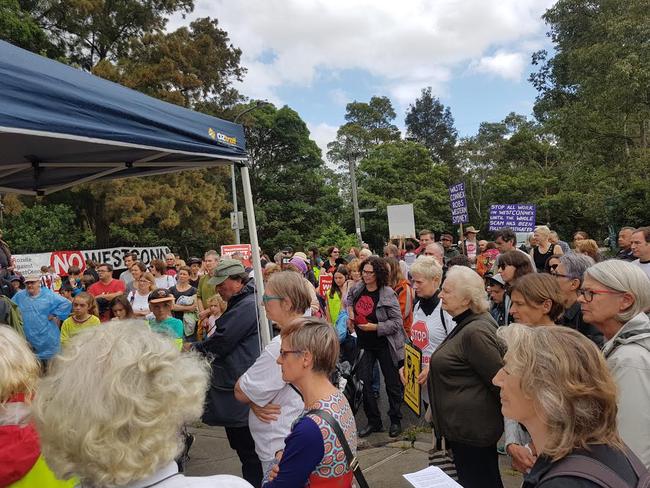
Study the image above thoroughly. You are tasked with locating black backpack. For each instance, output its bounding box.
[541,447,650,488]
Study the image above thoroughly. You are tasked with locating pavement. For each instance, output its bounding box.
[185,422,523,488]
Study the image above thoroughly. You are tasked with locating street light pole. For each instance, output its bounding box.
[232,101,270,244]
[349,159,362,245]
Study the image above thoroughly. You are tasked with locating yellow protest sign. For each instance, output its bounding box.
[403,342,422,416]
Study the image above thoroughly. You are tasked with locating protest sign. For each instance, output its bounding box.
[448,182,469,225]
[220,244,253,267]
[318,274,333,298]
[14,246,171,276]
[403,342,422,416]
[488,204,537,233]
[387,204,416,239]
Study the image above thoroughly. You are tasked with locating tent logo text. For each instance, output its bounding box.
[208,127,237,146]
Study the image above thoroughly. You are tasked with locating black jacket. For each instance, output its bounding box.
[195,280,261,427]
[558,302,604,348]
[427,310,505,446]
[523,444,639,487]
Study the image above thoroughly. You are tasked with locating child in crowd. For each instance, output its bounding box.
[65,265,84,297]
[40,265,61,291]
[147,289,183,349]
[203,293,226,339]
[60,292,100,345]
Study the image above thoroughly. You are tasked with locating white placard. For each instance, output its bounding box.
[387,204,416,239]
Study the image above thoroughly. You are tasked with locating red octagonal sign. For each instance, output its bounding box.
[410,320,429,352]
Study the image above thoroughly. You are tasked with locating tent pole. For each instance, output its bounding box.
[240,163,271,348]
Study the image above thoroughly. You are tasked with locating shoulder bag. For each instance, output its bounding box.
[307,408,369,488]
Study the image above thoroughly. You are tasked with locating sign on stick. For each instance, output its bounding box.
[448,183,469,225]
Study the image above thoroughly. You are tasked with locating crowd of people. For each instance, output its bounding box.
[0,223,649,488]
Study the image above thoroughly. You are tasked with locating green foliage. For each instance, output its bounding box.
[242,104,346,253]
[313,224,359,254]
[357,141,450,251]
[4,203,94,253]
[405,87,458,165]
[0,0,50,53]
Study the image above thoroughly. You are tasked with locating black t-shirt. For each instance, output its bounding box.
[169,285,197,320]
[189,277,200,288]
[353,288,387,349]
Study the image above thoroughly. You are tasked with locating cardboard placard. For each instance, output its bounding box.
[387,204,416,239]
[404,342,423,416]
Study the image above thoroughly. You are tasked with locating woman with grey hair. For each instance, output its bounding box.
[32,321,252,488]
[428,266,505,488]
[552,253,604,347]
[579,260,650,467]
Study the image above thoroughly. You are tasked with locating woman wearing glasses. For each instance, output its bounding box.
[579,260,650,467]
[235,271,310,480]
[322,246,343,274]
[347,256,405,439]
[264,319,357,487]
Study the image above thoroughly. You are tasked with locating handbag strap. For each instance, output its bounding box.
[307,408,369,488]
[439,307,448,335]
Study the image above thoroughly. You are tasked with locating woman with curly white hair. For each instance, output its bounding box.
[32,321,252,488]
[427,266,505,488]
[579,260,650,467]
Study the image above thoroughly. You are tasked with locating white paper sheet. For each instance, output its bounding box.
[403,466,463,488]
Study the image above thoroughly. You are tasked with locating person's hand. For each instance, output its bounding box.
[347,318,355,333]
[357,322,378,332]
[399,366,406,385]
[507,443,536,473]
[251,403,281,423]
[182,342,193,352]
[199,309,211,319]
[417,365,429,385]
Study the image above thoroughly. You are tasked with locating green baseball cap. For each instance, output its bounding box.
[208,259,246,286]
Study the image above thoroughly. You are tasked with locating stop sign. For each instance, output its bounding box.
[410,320,429,352]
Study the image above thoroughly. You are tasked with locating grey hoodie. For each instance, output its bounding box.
[602,312,650,468]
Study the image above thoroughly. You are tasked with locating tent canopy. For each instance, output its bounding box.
[0,40,247,196]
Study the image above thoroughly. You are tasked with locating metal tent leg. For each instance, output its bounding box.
[240,164,271,349]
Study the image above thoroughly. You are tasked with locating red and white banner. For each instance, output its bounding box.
[14,246,171,276]
[221,244,253,267]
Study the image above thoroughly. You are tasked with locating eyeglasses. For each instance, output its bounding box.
[332,250,340,254]
[262,294,284,303]
[577,288,624,302]
[279,349,304,358]
[550,270,572,279]
[362,269,375,275]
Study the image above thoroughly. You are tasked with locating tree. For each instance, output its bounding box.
[356,141,449,251]
[93,17,245,109]
[27,0,193,70]
[241,104,345,253]
[0,0,56,54]
[4,203,94,253]
[405,87,458,165]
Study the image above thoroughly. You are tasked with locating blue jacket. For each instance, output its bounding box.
[194,280,261,427]
[12,288,72,360]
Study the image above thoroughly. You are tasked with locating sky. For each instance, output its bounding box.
[169,0,556,157]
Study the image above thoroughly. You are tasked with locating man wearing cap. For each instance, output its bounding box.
[192,259,263,487]
[12,274,72,363]
[147,289,184,349]
[487,274,509,326]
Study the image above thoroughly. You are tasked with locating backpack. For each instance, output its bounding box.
[541,447,650,488]
[0,295,24,337]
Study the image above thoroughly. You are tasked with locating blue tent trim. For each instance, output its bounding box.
[0,40,247,195]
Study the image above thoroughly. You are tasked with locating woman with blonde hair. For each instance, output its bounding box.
[0,325,74,487]
[579,260,650,467]
[574,238,602,262]
[493,324,648,486]
[530,225,563,273]
[32,321,252,488]
[128,271,156,318]
[235,271,309,479]
[428,265,504,488]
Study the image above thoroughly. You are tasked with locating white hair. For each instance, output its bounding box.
[32,321,210,486]
[359,248,372,259]
[535,225,551,238]
[445,266,489,313]
[0,325,40,404]
[584,260,650,323]
[409,256,443,282]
